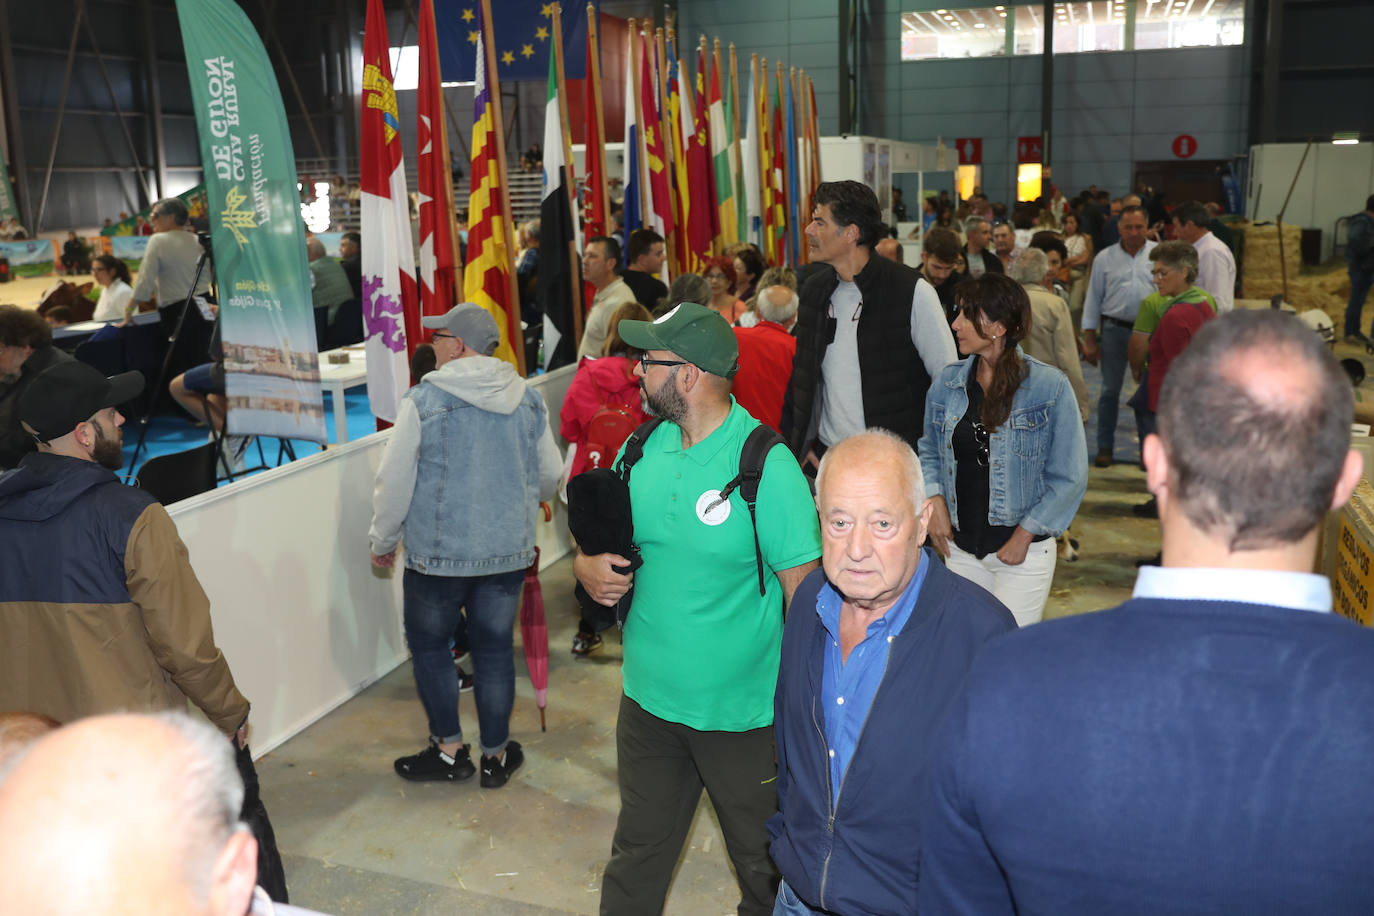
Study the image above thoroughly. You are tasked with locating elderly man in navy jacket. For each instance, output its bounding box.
[919,309,1374,914]
[769,429,1015,915]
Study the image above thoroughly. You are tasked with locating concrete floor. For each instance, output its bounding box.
[256,364,1165,915]
[257,330,1374,914]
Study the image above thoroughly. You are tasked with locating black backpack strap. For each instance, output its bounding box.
[714,425,788,597]
[614,417,663,482]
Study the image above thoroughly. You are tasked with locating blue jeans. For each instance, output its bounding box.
[1345,265,1374,336]
[402,567,523,756]
[1095,321,1133,453]
[773,879,826,915]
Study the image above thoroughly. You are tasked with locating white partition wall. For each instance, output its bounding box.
[168,364,578,755]
[169,437,409,756]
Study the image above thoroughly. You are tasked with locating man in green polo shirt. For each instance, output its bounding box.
[574,302,821,916]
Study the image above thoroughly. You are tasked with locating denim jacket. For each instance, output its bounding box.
[369,355,562,576]
[918,353,1087,537]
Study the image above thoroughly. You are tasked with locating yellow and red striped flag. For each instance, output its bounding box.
[463,1,522,369]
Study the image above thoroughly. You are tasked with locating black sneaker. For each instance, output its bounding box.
[480,740,524,788]
[571,632,603,657]
[394,742,475,782]
[458,670,474,693]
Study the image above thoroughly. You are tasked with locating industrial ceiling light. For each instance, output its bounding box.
[1332,132,1360,145]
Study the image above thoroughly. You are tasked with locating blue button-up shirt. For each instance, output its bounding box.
[817,557,930,800]
[1082,239,1157,330]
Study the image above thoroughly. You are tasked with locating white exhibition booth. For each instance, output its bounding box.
[170,364,576,756]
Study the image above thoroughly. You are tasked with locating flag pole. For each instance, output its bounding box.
[655,27,679,272]
[430,2,461,300]
[793,65,806,264]
[479,0,524,374]
[628,19,649,228]
[587,3,610,236]
[759,55,772,263]
[550,1,583,344]
[729,42,743,242]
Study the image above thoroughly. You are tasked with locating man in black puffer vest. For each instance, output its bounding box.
[781,181,957,470]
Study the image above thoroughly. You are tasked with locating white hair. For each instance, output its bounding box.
[757,285,799,325]
[1009,247,1050,286]
[151,712,248,904]
[816,428,925,516]
[963,216,989,235]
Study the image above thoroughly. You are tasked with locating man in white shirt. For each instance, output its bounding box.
[1173,200,1235,314]
[576,236,637,359]
[992,222,1022,272]
[130,198,210,311]
[130,197,214,379]
[1082,205,1157,467]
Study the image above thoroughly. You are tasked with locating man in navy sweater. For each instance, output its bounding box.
[919,309,1374,914]
[769,429,1016,915]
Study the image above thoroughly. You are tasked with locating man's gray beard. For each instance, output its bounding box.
[641,370,686,425]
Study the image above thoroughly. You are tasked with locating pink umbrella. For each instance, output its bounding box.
[520,510,551,731]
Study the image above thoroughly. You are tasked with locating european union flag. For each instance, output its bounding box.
[437,0,597,83]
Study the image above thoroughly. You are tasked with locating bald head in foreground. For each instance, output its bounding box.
[769,430,1015,915]
[0,713,327,916]
[919,309,1374,915]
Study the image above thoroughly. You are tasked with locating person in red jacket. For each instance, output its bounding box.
[559,301,651,656]
[732,285,798,433]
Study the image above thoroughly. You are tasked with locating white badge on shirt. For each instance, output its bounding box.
[696,489,732,526]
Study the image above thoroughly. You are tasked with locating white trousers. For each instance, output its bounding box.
[945,538,1057,627]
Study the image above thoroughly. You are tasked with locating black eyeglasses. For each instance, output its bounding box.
[972,421,990,468]
[639,355,688,372]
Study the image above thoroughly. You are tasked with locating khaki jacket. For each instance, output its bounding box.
[0,454,248,734]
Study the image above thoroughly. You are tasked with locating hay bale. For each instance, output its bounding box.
[1240,221,1303,300]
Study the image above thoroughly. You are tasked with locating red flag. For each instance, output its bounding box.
[639,33,673,238]
[360,0,417,423]
[582,18,607,239]
[681,49,714,264]
[771,71,789,265]
[694,43,720,251]
[416,0,456,334]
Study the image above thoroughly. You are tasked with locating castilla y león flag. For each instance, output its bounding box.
[361,0,418,423]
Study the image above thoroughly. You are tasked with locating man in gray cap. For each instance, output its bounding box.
[574,302,821,916]
[370,303,561,787]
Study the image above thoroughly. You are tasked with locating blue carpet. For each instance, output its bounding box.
[119,388,377,484]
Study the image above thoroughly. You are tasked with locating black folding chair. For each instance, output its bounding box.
[134,442,221,504]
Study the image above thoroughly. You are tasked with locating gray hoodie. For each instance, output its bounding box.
[369,354,561,574]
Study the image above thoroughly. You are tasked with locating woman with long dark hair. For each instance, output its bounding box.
[918,273,1087,625]
[90,255,135,323]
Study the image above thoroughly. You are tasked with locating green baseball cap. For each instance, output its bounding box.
[617,302,739,378]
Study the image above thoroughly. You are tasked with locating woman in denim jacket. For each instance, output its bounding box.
[918,273,1088,625]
